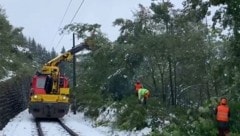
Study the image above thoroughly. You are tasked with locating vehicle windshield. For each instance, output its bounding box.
[36,77,46,88]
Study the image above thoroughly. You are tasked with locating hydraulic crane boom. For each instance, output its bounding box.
[45,43,91,67]
[41,43,91,74]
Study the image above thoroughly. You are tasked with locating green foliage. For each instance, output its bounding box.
[228,102,240,133]
[116,96,148,130]
[113,4,152,44]
[0,6,51,80]
[51,1,240,135]
[159,105,217,136]
[161,124,183,136]
[76,88,104,119]
[150,1,173,23]
[63,23,101,39]
[149,129,161,136]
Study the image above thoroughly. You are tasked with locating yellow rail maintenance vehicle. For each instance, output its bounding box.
[29,41,92,118]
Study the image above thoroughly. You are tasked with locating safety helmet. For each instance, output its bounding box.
[136,81,141,84]
[220,98,227,105]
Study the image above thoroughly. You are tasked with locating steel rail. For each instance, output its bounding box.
[57,119,79,136]
[35,119,44,136]
[35,118,79,136]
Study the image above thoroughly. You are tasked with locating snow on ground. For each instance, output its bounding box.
[0,110,106,136]
[61,113,106,136]
[0,109,151,136]
[40,120,79,136]
[0,110,36,136]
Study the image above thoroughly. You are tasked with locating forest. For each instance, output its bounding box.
[1,0,240,135]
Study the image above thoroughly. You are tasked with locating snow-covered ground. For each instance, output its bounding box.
[0,109,151,136]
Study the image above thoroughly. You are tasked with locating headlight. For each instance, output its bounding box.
[62,96,66,100]
[33,95,38,99]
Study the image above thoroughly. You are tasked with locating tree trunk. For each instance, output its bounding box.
[168,57,174,105]
[206,81,211,100]
[213,81,219,96]
[157,63,166,103]
[150,61,158,97]
[199,86,203,106]
[173,60,177,105]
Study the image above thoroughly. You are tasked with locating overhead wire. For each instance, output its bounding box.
[55,0,85,49]
[51,0,73,49]
[51,0,72,49]
[69,0,85,24]
[58,0,73,29]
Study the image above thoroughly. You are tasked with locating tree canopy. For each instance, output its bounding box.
[1,0,240,135]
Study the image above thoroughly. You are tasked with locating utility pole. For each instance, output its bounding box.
[72,33,77,114]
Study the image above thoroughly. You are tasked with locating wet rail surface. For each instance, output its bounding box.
[35,118,79,136]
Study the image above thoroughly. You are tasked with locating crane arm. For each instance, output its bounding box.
[45,43,91,66]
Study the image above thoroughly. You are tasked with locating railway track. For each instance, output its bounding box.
[35,118,79,136]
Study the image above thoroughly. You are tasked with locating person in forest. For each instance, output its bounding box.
[215,97,230,136]
[138,88,150,105]
[134,81,143,97]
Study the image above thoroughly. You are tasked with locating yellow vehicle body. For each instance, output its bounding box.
[29,42,92,118]
[30,91,69,103]
[29,88,70,118]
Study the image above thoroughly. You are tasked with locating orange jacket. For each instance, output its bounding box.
[216,105,230,122]
[135,83,142,92]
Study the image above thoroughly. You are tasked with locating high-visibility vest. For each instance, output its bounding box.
[138,88,149,98]
[216,105,229,122]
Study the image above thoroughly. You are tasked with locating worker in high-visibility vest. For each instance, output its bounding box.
[138,88,150,105]
[134,81,143,97]
[215,97,230,136]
